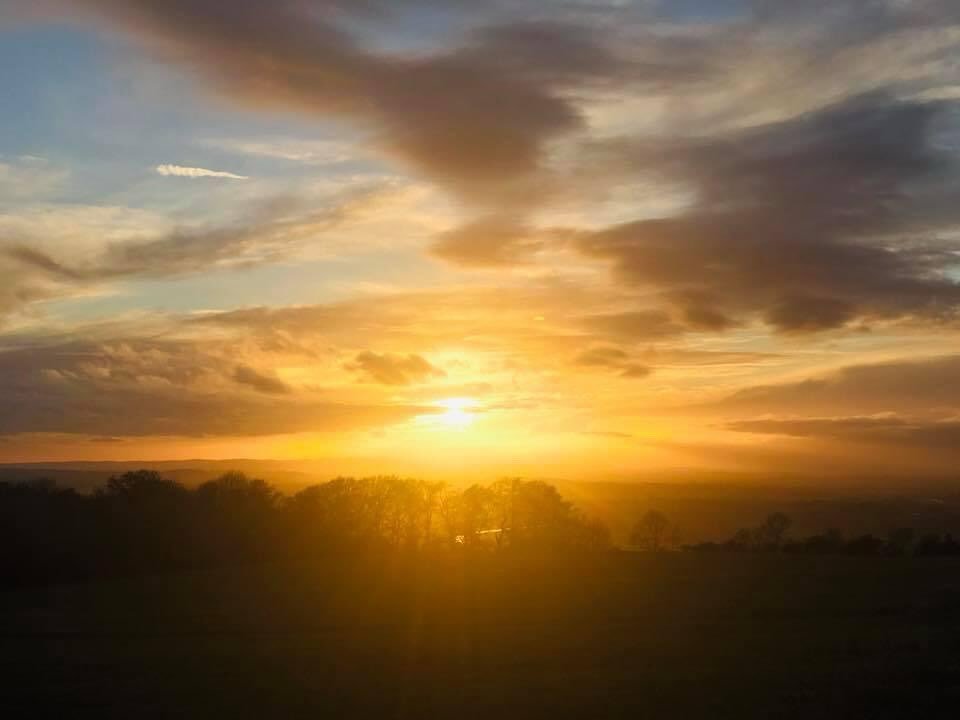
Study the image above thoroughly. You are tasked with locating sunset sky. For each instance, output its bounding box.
[2,1,960,478]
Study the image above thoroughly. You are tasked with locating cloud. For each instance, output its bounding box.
[578,92,960,333]
[580,310,685,342]
[727,415,960,452]
[56,2,649,207]
[203,138,352,165]
[0,156,68,200]
[573,345,653,379]
[0,339,429,437]
[0,186,386,323]
[40,2,960,339]
[579,90,960,333]
[619,364,653,379]
[184,282,774,377]
[156,164,249,180]
[233,365,290,395]
[188,282,623,357]
[346,351,445,386]
[431,216,546,267]
[636,348,780,367]
[709,355,960,417]
[574,346,630,368]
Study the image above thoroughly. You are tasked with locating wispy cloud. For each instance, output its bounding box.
[346,352,446,386]
[0,156,69,199]
[205,138,352,165]
[156,164,248,180]
[0,187,389,323]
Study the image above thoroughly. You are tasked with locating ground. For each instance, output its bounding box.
[3,552,960,718]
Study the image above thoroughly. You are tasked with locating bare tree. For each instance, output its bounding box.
[631,510,669,552]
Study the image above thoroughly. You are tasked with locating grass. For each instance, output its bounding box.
[3,552,960,718]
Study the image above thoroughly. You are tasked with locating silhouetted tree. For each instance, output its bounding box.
[95,470,193,571]
[194,472,281,561]
[0,472,614,586]
[845,534,884,556]
[886,527,916,556]
[760,513,791,547]
[724,513,792,552]
[631,510,670,552]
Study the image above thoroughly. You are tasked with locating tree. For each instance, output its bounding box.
[194,472,281,560]
[0,472,613,587]
[95,470,191,571]
[631,510,669,552]
[760,512,791,547]
[886,527,916,556]
[100,470,187,507]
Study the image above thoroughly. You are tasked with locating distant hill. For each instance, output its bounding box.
[0,459,323,495]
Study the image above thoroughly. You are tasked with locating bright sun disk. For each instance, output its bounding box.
[435,397,478,429]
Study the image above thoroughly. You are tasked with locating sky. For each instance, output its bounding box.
[1,0,960,480]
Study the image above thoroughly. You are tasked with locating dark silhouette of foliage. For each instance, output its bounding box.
[0,472,610,587]
[12,473,960,590]
[630,510,670,552]
[686,512,960,559]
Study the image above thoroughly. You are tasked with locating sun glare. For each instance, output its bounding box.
[435,397,478,429]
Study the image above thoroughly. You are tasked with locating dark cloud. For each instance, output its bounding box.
[0,340,429,437]
[346,351,445,386]
[620,364,652,379]
[233,365,291,395]
[579,93,960,332]
[581,310,685,341]
[710,354,960,417]
[764,295,856,334]
[63,1,659,206]
[4,245,84,281]
[573,345,652,379]
[574,346,630,367]
[430,216,545,267]
[678,299,737,332]
[727,415,960,452]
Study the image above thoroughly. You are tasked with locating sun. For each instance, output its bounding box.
[435,397,478,429]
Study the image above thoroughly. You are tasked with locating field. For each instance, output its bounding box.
[4,552,960,718]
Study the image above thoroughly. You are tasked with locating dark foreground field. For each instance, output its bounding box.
[3,552,960,719]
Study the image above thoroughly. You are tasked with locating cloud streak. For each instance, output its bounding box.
[156,164,249,180]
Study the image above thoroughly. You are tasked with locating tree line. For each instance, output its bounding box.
[0,471,610,586]
[633,510,960,558]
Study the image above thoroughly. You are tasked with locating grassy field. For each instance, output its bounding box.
[3,552,960,718]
